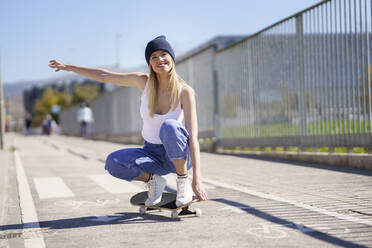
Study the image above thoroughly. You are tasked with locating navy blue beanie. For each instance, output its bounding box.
[145,35,175,65]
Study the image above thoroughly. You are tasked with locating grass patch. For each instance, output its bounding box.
[226,146,369,154]
[221,119,371,138]
[8,146,17,152]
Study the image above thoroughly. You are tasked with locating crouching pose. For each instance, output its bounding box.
[49,35,208,207]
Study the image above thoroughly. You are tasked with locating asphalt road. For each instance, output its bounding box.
[1,133,372,248]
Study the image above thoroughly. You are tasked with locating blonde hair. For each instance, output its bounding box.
[147,60,186,118]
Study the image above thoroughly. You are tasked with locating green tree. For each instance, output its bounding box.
[70,84,100,105]
[33,87,59,126]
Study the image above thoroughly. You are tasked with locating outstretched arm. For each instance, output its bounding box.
[48,60,147,91]
[181,86,208,201]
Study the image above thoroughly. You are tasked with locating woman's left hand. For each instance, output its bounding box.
[192,179,208,201]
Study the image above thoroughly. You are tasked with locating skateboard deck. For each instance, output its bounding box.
[130,191,201,218]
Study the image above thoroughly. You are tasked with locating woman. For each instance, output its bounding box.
[49,35,207,207]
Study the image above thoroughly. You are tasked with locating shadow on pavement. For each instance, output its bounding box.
[0,212,178,232]
[212,198,369,248]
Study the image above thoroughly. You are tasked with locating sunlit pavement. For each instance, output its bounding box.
[1,133,372,248]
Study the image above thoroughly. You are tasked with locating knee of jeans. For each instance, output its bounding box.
[160,119,183,139]
[104,152,140,181]
[104,153,115,172]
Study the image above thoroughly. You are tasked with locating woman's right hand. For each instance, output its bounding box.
[49,60,69,72]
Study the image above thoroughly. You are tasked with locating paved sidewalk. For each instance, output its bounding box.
[0,134,24,248]
[1,133,372,248]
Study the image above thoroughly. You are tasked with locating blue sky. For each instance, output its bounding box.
[1,0,320,84]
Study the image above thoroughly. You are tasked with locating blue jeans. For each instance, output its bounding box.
[105,119,192,181]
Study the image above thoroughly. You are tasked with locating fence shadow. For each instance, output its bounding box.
[212,198,369,248]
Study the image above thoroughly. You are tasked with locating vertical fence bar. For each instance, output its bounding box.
[349,0,356,139]
[354,0,361,134]
[344,0,351,137]
[213,46,220,147]
[262,32,266,139]
[319,5,325,137]
[339,0,345,135]
[366,0,372,134]
[327,1,334,145]
[311,9,316,143]
[296,14,307,141]
[361,0,366,134]
[253,37,257,139]
[321,4,326,138]
[305,11,313,145]
[250,40,255,138]
[341,0,347,137]
[325,2,331,145]
[315,7,321,136]
[335,0,341,143]
[315,7,320,137]
[284,22,289,138]
[330,2,335,138]
[241,43,245,139]
[257,35,262,138]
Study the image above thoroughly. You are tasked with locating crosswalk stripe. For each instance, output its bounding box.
[15,151,46,248]
[33,177,74,199]
[88,174,142,194]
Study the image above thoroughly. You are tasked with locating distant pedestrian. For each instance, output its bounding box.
[41,114,52,135]
[24,113,33,135]
[76,102,94,138]
[49,35,207,208]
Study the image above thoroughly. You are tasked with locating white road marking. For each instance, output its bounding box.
[246,223,288,239]
[54,198,121,209]
[14,151,46,248]
[33,177,75,199]
[88,174,142,194]
[203,178,372,226]
[220,206,251,214]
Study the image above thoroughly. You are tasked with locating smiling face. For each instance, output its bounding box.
[149,50,173,75]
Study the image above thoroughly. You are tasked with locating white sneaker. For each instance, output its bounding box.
[145,174,166,206]
[176,177,193,207]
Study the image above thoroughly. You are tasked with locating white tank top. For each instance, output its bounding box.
[140,80,184,144]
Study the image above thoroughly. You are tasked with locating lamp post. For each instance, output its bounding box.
[115,33,121,68]
[0,51,5,150]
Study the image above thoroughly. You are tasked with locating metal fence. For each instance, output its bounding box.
[176,46,216,138]
[215,0,372,148]
[60,0,371,149]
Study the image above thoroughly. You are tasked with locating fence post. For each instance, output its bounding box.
[212,46,220,150]
[296,14,307,142]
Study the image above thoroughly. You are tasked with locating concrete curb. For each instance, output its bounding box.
[215,149,372,170]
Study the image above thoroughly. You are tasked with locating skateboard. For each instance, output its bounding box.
[130,191,201,219]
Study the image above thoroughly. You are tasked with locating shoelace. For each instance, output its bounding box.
[147,177,163,198]
[146,180,156,198]
[177,179,186,198]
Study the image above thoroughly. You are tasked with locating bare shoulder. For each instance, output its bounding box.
[181,85,196,111]
[181,84,195,99]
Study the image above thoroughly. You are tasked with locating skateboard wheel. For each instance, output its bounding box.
[195,208,202,217]
[139,206,146,214]
[171,211,178,219]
